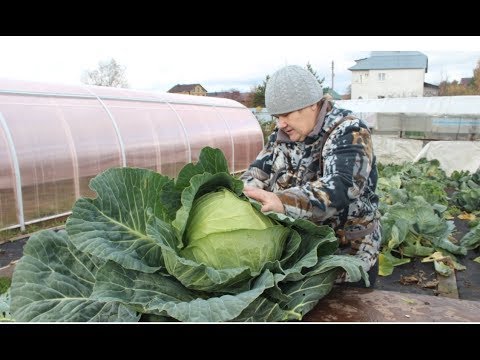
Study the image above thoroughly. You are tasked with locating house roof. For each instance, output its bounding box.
[348,51,428,72]
[460,77,473,86]
[323,87,342,100]
[424,82,439,89]
[168,84,207,93]
[207,91,250,104]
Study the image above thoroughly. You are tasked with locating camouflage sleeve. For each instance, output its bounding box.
[335,223,382,284]
[240,131,277,190]
[275,119,374,223]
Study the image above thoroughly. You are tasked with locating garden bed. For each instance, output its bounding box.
[1,221,479,302]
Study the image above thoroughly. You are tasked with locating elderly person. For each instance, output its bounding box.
[241,64,381,285]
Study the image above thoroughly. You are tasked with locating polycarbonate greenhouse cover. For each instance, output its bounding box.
[0,78,264,230]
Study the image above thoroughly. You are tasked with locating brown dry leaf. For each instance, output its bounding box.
[422,280,439,289]
[458,212,476,221]
[400,275,419,285]
[417,270,428,281]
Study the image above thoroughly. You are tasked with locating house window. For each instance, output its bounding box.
[359,75,363,83]
[378,73,385,81]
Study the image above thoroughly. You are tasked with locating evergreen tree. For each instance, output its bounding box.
[252,75,269,107]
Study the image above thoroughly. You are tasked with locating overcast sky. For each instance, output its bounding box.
[0,36,479,95]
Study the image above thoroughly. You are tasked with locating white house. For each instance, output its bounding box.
[349,51,428,99]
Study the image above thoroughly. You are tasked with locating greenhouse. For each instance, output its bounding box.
[0,79,264,231]
[336,96,480,140]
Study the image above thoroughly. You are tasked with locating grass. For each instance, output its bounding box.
[0,277,11,294]
[0,217,67,243]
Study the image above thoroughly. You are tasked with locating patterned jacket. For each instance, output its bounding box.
[241,101,381,276]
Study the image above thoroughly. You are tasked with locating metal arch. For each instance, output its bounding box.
[165,102,192,163]
[0,89,244,109]
[49,97,81,200]
[0,112,25,231]
[212,106,235,173]
[83,87,127,167]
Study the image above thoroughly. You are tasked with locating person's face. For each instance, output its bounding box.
[275,104,318,142]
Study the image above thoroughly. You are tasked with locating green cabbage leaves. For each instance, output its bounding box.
[182,188,290,272]
[10,147,367,322]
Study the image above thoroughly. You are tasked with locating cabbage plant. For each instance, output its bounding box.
[181,188,290,272]
[10,147,367,322]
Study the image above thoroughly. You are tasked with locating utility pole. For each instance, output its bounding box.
[331,60,335,91]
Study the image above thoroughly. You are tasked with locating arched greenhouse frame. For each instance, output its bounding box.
[0,79,264,231]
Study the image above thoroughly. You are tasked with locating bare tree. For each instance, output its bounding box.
[81,58,129,88]
[439,58,480,96]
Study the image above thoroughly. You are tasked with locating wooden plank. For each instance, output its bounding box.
[303,286,480,322]
[437,271,459,299]
[0,260,18,278]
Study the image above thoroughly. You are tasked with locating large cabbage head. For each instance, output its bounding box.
[181,188,290,272]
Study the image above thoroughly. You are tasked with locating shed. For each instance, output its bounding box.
[0,79,263,230]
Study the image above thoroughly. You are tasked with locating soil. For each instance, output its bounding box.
[342,214,480,301]
[374,257,439,296]
[0,238,27,267]
[451,217,480,300]
[456,249,480,300]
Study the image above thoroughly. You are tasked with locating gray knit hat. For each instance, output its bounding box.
[265,65,323,115]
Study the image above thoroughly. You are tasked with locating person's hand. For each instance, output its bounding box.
[243,186,285,214]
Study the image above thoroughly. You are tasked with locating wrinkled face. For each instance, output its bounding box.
[274,104,319,142]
